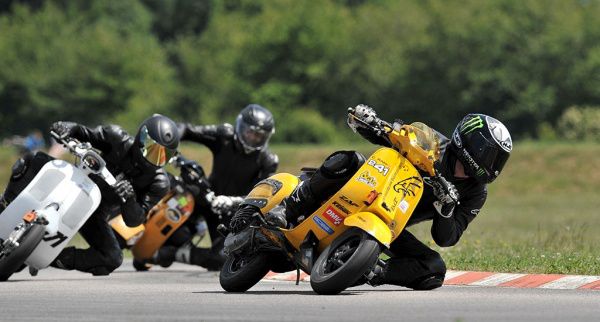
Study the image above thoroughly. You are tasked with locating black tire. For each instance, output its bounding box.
[310,228,381,295]
[133,259,151,272]
[0,224,46,282]
[219,252,270,292]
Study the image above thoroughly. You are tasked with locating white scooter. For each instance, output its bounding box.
[0,132,118,281]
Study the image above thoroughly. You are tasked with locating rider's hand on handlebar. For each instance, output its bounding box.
[425,175,460,219]
[50,121,72,139]
[349,104,378,126]
[115,179,136,203]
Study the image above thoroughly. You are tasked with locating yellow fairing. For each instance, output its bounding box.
[244,173,300,214]
[344,212,392,247]
[284,147,425,251]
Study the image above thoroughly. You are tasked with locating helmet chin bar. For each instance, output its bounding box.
[455,147,491,183]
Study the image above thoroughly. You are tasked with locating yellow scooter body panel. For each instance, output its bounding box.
[278,148,424,251]
[343,212,392,247]
[244,173,300,214]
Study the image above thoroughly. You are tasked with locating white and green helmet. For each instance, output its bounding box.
[450,114,512,183]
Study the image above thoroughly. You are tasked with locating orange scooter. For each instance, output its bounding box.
[110,156,214,270]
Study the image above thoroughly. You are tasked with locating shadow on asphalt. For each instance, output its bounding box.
[193,290,356,296]
[194,288,412,295]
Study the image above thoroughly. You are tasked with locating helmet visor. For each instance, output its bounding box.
[466,132,510,181]
[236,121,271,150]
[139,126,178,167]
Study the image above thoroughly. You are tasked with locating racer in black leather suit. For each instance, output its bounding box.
[0,115,180,276]
[265,105,512,290]
[155,104,279,270]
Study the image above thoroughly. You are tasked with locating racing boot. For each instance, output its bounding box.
[50,246,76,270]
[174,241,226,271]
[265,181,320,228]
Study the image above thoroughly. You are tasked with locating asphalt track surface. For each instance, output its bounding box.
[2,261,599,322]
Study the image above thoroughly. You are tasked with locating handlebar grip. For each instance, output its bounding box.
[50,131,61,141]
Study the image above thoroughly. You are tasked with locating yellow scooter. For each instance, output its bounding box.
[219,111,442,294]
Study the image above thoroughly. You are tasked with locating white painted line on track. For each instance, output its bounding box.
[470,273,527,287]
[539,275,600,290]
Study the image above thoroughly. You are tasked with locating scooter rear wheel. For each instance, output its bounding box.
[219,252,270,292]
[310,228,381,295]
[0,223,46,282]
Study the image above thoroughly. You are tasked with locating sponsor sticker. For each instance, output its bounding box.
[167,198,179,209]
[340,195,360,207]
[323,206,345,226]
[313,216,334,235]
[357,171,377,187]
[368,159,389,176]
[399,200,409,213]
[332,201,350,215]
[393,176,422,197]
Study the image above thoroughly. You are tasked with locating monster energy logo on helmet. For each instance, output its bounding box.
[460,115,485,135]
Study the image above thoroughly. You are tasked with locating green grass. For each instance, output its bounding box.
[1,141,599,275]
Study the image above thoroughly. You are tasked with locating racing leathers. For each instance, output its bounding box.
[27,123,169,276]
[161,123,278,270]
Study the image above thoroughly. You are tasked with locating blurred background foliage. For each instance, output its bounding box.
[1,0,599,143]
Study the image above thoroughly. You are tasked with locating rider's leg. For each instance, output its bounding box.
[52,210,123,276]
[371,230,446,290]
[156,212,226,271]
[279,151,365,225]
[0,152,53,213]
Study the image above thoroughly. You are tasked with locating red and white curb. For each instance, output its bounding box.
[264,270,600,291]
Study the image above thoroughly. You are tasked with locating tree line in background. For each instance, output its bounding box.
[1,0,599,143]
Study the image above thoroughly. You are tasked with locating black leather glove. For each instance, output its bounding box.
[425,175,459,218]
[50,121,73,139]
[347,104,379,131]
[347,104,391,147]
[114,179,135,203]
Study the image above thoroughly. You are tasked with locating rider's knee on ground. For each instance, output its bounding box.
[95,248,123,275]
[108,248,124,270]
[382,253,447,290]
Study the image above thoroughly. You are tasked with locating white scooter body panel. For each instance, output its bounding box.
[0,160,101,269]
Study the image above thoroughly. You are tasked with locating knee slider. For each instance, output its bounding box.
[103,249,124,273]
[424,253,447,276]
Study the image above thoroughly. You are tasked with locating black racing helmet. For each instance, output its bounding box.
[450,114,512,183]
[135,114,180,167]
[234,104,275,153]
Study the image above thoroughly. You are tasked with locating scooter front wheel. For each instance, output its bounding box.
[0,223,46,282]
[219,252,270,292]
[310,228,381,295]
